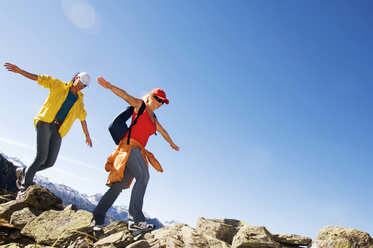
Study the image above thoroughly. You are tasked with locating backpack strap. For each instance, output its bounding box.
[127,101,146,145]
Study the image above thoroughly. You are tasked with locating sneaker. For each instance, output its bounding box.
[93,224,105,232]
[15,168,25,189]
[128,221,154,231]
[16,187,27,201]
[91,220,105,232]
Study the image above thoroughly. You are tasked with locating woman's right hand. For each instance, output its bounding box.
[4,63,21,74]
[97,77,112,89]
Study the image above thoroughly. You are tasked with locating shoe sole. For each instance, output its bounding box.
[15,168,25,189]
[131,227,153,236]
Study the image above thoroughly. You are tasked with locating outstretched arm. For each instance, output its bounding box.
[156,119,180,151]
[81,120,93,147]
[4,63,38,81]
[97,77,142,110]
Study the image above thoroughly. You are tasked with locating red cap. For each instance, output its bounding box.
[150,88,169,104]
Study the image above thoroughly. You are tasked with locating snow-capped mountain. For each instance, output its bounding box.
[0,152,169,228]
[35,176,163,227]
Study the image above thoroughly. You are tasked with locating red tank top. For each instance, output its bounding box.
[125,109,156,147]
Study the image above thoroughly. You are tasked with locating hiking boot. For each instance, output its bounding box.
[91,220,105,232]
[93,224,105,232]
[15,167,25,189]
[128,221,154,231]
[16,187,27,201]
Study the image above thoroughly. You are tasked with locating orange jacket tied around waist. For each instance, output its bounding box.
[105,138,163,187]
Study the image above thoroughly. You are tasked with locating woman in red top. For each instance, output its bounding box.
[93,77,179,233]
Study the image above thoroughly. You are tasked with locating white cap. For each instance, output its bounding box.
[77,72,91,86]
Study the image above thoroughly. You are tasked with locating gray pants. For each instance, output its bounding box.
[93,147,150,225]
[24,121,62,187]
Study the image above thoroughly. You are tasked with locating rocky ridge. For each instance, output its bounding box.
[1,153,372,247]
[0,152,164,228]
[0,185,372,247]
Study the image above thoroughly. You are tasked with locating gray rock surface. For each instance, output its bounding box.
[0,185,63,221]
[21,208,93,246]
[196,217,246,244]
[311,225,373,248]
[94,230,133,247]
[10,207,40,228]
[232,225,281,248]
[273,233,312,246]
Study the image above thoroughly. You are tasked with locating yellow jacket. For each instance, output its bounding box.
[105,138,163,187]
[34,75,87,138]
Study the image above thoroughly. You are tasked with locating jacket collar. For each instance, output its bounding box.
[67,81,84,99]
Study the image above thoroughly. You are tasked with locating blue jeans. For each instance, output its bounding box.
[93,147,150,225]
[24,121,62,187]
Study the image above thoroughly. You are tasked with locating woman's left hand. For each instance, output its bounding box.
[171,143,180,151]
[86,136,93,147]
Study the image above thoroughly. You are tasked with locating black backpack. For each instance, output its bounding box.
[109,101,146,145]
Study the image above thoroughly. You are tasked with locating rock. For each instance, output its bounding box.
[0,185,62,221]
[273,233,312,246]
[311,225,373,248]
[9,230,21,240]
[67,236,94,248]
[94,230,133,247]
[146,223,230,248]
[99,221,129,239]
[18,185,63,211]
[146,223,188,247]
[21,208,93,247]
[10,207,40,228]
[126,240,150,248]
[0,243,24,248]
[196,217,245,244]
[0,201,28,222]
[232,225,281,248]
[181,224,230,248]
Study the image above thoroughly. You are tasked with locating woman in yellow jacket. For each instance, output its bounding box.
[4,63,93,194]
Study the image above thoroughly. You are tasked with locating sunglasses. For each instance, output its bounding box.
[153,95,165,104]
[80,82,87,88]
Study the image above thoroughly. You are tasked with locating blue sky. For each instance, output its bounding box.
[1,0,372,238]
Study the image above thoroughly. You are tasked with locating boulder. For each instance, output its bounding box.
[311,226,373,248]
[67,236,94,248]
[273,233,312,246]
[98,221,129,239]
[0,185,63,221]
[181,224,230,248]
[17,185,63,211]
[21,208,93,247]
[232,225,281,248]
[10,207,40,228]
[0,201,28,221]
[146,223,230,248]
[196,217,246,244]
[146,223,188,247]
[94,230,133,247]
